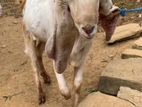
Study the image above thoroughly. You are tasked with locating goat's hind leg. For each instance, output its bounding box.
[24,31,51,84]
[24,33,50,104]
[37,42,51,84]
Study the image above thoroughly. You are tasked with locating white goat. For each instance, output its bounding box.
[22,0,119,106]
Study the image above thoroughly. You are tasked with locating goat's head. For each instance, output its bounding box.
[67,0,120,40]
[68,0,99,39]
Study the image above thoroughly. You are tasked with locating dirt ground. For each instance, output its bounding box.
[0,16,139,107]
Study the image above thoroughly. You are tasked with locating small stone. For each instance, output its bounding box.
[108,54,115,59]
[78,92,135,107]
[101,58,108,62]
[1,45,7,48]
[122,49,142,59]
[139,14,142,18]
[20,60,27,66]
[132,37,142,50]
[118,87,142,107]
[12,21,18,24]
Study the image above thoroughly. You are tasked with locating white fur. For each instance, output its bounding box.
[53,61,70,96]
[23,0,56,41]
[74,66,83,89]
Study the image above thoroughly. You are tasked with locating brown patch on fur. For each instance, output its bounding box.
[99,10,120,41]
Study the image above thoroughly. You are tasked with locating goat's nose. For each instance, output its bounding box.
[82,25,95,35]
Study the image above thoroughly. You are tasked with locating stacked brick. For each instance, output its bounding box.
[0,0,21,17]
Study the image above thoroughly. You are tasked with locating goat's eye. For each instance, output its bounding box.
[68,6,70,12]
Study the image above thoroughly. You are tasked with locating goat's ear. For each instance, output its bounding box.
[99,0,120,41]
[45,0,77,74]
[45,0,72,59]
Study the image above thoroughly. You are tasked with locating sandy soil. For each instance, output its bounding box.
[0,16,138,107]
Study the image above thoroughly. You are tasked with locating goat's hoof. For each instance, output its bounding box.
[64,94,71,100]
[38,93,46,105]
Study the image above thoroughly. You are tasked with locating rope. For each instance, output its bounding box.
[120,7,142,16]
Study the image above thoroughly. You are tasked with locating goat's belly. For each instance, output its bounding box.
[24,21,53,42]
[24,22,54,42]
[23,0,55,42]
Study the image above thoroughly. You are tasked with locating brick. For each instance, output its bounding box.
[122,49,142,59]
[98,58,142,95]
[118,87,142,107]
[78,92,135,107]
[132,37,142,50]
[108,23,142,44]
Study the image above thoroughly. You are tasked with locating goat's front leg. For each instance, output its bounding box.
[72,65,83,107]
[53,61,71,100]
[71,37,92,107]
